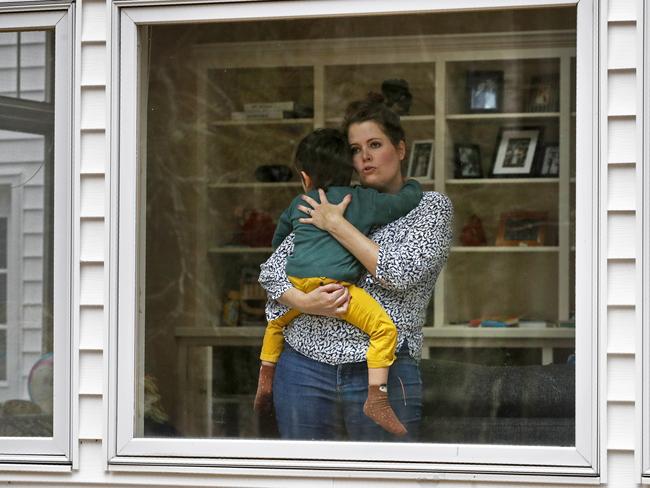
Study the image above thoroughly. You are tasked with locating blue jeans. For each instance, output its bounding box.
[273,344,422,441]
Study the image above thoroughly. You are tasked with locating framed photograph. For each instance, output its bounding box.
[407,140,434,179]
[466,71,503,113]
[496,211,548,247]
[527,75,559,112]
[538,144,560,176]
[454,143,483,179]
[491,127,542,177]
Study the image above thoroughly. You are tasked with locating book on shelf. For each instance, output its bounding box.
[243,101,296,112]
[231,110,293,121]
[519,320,551,329]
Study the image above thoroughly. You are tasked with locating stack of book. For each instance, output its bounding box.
[231,101,312,121]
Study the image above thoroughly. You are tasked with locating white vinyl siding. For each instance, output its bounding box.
[604,0,639,484]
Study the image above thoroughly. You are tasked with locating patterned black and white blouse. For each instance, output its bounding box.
[258,191,454,365]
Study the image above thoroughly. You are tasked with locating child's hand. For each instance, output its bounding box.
[297,189,351,232]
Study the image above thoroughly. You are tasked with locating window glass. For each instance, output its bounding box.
[138,7,577,446]
[0,29,54,438]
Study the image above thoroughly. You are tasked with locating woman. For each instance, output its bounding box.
[259,94,453,441]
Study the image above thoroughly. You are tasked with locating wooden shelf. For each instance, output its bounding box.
[211,118,313,127]
[451,246,560,253]
[174,325,575,343]
[446,112,560,121]
[208,181,301,189]
[446,177,559,185]
[209,246,273,254]
[176,326,265,338]
[423,326,575,339]
[326,114,435,124]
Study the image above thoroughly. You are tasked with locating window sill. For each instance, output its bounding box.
[108,456,599,485]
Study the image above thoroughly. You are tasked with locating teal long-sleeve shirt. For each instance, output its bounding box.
[272,179,423,282]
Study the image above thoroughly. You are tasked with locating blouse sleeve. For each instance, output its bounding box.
[258,233,294,320]
[374,192,454,292]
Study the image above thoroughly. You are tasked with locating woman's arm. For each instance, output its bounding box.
[374,192,454,291]
[259,232,350,316]
[298,190,381,276]
[298,190,454,292]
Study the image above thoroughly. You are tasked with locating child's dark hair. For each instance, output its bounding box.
[342,92,405,147]
[294,128,353,190]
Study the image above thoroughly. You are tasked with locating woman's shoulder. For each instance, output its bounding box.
[418,191,453,213]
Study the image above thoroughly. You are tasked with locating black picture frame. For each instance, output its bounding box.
[527,74,559,112]
[490,126,543,178]
[537,144,560,177]
[466,71,504,113]
[454,143,483,179]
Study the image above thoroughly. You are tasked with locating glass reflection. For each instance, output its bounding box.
[140,8,576,445]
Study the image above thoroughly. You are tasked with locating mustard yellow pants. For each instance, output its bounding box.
[260,276,397,368]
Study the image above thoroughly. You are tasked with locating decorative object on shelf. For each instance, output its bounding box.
[222,290,241,327]
[527,74,559,112]
[407,140,434,179]
[491,127,542,177]
[454,143,483,178]
[468,317,519,328]
[233,208,276,247]
[232,101,313,120]
[254,164,293,182]
[537,144,560,177]
[466,71,503,113]
[495,210,548,247]
[460,214,487,246]
[381,79,412,115]
[239,267,267,326]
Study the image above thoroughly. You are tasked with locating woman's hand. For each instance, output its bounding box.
[297,189,352,232]
[281,282,350,318]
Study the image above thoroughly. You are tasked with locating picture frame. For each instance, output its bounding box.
[407,140,434,180]
[491,127,542,177]
[496,211,548,247]
[466,71,504,113]
[538,144,560,177]
[527,74,559,112]
[454,143,483,179]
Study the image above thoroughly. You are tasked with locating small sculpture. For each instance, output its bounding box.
[460,214,487,246]
[381,79,413,115]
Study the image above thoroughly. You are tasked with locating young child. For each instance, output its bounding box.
[254,128,422,437]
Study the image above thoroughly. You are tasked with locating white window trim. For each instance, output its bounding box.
[0,3,73,465]
[108,0,601,480]
[641,0,649,481]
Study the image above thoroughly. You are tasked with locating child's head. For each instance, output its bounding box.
[294,128,353,191]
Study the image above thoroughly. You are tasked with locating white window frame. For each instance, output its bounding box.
[109,0,601,480]
[0,3,73,465]
[641,0,650,480]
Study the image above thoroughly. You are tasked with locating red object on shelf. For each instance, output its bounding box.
[460,214,487,246]
[240,209,276,247]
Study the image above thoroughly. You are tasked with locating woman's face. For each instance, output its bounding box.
[347,121,406,194]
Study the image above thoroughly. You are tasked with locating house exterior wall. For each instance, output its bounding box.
[1,0,645,485]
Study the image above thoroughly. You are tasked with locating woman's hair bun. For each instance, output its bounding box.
[365,91,385,104]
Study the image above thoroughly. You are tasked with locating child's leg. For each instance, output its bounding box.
[255,308,301,414]
[340,285,406,436]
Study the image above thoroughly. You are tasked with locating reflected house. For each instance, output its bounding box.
[0,31,53,436]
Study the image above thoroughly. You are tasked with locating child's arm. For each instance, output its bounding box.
[271,207,293,249]
[366,179,423,226]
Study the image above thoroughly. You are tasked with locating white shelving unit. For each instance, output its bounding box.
[189,29,577,353]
